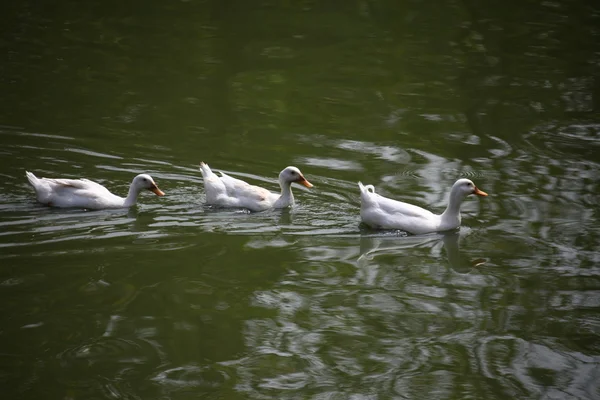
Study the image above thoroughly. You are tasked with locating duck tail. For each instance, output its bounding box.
[358,182,377,206]
[25,171,38,186]
[358,181,376,195]
[199,162,214,178]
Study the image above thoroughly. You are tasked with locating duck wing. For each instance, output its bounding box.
[218,172,275,203]
[373,192,435,219]
[43,178,112,197]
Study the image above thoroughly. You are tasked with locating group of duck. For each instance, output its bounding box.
[25,162,488,235]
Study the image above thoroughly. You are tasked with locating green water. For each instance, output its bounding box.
[1,1,599,399]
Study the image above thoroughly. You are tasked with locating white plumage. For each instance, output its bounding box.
[359,178,487,234]
[26,171,164,209]
[199,162,313,212]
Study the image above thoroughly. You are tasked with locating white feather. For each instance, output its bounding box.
[25,171,164,209]
[199,162,312,212]
[359,178,487,234]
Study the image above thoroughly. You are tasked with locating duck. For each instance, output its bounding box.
[358,178,487,234]
[25,171,165,209]
[199,162,313,212]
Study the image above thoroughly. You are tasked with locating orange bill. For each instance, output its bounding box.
[474,187,487,197]
[150,185,165,196]
[298,177,313,188]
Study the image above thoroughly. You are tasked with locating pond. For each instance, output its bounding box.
[1,1,599,399]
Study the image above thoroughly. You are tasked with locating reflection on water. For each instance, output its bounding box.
[2,0,600,392]
[2,115,600,398]
[233,229,600,399]
[358,230,486,274]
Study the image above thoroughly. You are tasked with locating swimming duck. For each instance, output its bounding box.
[199,162,313,212]
[25,171,164,209]
[358,178,487,234]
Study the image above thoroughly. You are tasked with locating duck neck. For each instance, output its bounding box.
[275,180,294,208]
[123,184,141,207]
[440,191,463,226]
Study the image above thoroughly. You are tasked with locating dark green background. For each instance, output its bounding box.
[1,1,599,399]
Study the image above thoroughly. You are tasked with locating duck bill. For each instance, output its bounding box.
[150,185,165,196]
[298,177,313,188]
[473,187,488,197]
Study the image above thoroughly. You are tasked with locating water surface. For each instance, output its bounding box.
[1,1,599,399]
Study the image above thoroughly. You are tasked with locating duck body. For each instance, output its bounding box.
[359,179,487,234]
[199,162,312,212]
[25,171,164,209]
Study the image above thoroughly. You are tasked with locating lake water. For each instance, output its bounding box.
[1,1,599,399]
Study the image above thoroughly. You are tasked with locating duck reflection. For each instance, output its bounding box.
[358,229,486,273]
[126,206,139,219]
[439,230,486,272]
[277,207,293,225]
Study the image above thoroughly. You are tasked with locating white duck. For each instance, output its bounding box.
[199,162,313,212]
[358,178,487,234]
[26,171,165,209]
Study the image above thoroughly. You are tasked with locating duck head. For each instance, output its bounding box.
[133,174,165,196]
[452,178,487,198]
[279,167,313,188]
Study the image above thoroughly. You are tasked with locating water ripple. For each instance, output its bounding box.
[2,122,600,399]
